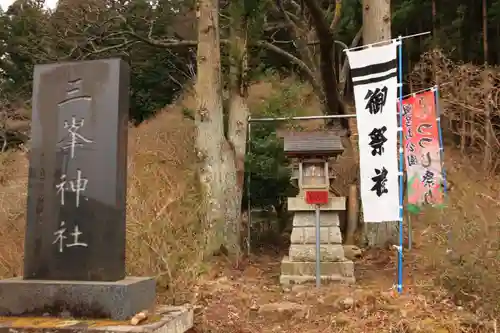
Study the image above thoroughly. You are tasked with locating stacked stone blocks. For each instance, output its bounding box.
[280,197,355,285]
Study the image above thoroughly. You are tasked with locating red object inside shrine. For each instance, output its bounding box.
[305,190,329,205]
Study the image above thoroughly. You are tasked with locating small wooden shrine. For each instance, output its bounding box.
[280,131,355,285]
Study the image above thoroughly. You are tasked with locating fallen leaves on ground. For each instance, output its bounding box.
[189,250,495,333]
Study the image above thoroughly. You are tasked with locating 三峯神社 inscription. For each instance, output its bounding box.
[22,60,129,282]
[0,59,186,327]
[0,59,156,320]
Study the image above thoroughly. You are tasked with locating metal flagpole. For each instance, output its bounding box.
[246,119,252,256]
[396,36,405,294]
[433,86,448,198]
[248,114,357,122]
[433,86,452,254]
[408,214,412,251]
[315,204,321,288]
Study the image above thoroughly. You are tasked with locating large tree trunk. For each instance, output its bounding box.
[220,140,242,260]
[222,12,250,260]
[482,0,488,64]
[195,0,246,260]
[362,0,391,43]
[195,0,227,254]
[362,0,398,247]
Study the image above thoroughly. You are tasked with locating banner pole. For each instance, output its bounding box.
[246,120,252,256]
[408,213,412,251]
[434,87,448,198]
[396,36,404,294]
[434,86,452,255]
[315,204,321,288]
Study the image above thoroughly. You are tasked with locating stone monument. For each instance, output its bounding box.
[280,132,355,285]
[0,59,156,320]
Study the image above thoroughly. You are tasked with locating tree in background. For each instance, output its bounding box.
[361,0,396,247]
[362,0,390,43]
[194,0,241,258]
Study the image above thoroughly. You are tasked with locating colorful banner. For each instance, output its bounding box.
[401,90,444,211]
[346,41,400,222]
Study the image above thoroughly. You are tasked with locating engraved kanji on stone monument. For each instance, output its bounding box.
[56,170,89,207]
[53,221,88,253]
[57,79,94,159]
[23,59,130,281]
[0,59,156,321]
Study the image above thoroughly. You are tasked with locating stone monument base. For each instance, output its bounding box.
[280,256,355,286]
[0,305,193,333]
[0,277,155,320]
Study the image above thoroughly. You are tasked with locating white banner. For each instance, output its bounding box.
[346,41,401,222]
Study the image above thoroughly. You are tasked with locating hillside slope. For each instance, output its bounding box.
[0,77,498,331]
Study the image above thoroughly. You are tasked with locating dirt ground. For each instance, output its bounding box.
[190,247,494,333]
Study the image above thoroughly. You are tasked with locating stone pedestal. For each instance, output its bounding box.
[0,277,155,320]
[280,197,355,285]
[0,305,193,333]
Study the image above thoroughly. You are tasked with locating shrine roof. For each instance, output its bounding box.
[283,131,344,156]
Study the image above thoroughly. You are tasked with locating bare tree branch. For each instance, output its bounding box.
[256,40,322,94]
[302,0,346,127]
[43,0,357,133]
[276,0,318,73]
[339,27,362,94]
[329,0,342,31]
[77,15,325,96]
[82,40,139,59]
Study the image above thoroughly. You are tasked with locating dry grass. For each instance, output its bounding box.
[248,73,324,130]
[0,92,207,304]
[125,93,206,304]
[408,51,500,317]
[0,150,28,277]
[412,150,500,317]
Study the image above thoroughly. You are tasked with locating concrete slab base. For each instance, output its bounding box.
[0,277,155,320]
[280,274,355,286]
[0,305,193,333]
[281,257,354,277]
[289,244,345,261]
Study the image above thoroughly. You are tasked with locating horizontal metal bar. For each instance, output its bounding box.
[344,31,431,52]
[248,114,356,123]
[397,82,452,100]
[398,85,437,100]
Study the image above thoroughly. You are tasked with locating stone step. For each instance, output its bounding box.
[288,196,345,212]
[290,226,342,244]
[280,274,355,286]
[280,257,354,277]
[289,244,345,262]
[292,211,340,227]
